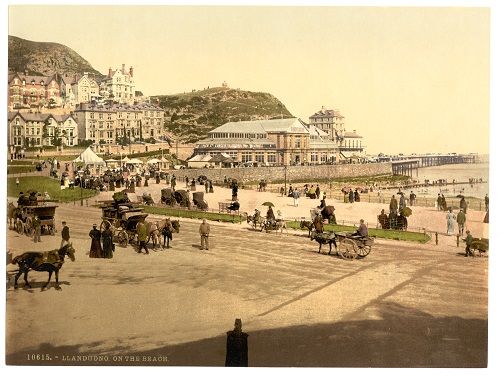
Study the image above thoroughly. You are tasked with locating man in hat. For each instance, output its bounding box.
[199,219,210,251]
[456,208,466,236]
[61,221,70,248]
[136,220,149,254]
[225,318,248,367]
[464,230,474,257]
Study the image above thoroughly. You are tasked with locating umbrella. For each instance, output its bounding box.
[456,194,465,198]
[397,191,404,195]
[262,202,275,207]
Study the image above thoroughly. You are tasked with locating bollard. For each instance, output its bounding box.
[456,234,460,247]
[435,232,438,245]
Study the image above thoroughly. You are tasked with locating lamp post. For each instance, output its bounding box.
[79,171,83,206]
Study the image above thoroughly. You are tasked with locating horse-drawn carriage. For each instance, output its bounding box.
[8,200,57,236]
[160,188,191,208]
[192,192,208,210]
[469,238,489,257]
[310,231,374,260]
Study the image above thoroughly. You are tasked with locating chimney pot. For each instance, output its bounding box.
[108,67,112,77]
[129,66,134,77]
[122,64,125,73]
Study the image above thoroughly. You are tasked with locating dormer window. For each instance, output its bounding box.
[31,80,35,85]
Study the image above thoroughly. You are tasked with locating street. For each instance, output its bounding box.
[6,203,488,367]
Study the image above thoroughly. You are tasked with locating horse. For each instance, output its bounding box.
[146,221,161,248]
[156,218,180,248]
[7,201,21,229]
[310,230,337,254]
[11,243,76,290]
[247,210,265,229]
[300,220,314,237]
[320,206,337,224]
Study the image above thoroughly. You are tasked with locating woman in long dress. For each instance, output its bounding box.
[446,209,456,235]
[89,224,102,258]
[101,223,114,258]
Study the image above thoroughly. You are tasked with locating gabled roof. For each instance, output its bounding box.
[8,73,53,85]
[309,108,344,119]
[188,154,213,162]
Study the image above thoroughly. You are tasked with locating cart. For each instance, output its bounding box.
[470,238,489,257]
[19,204,58,236]
[100,204,149,248]
[310,231,374,260]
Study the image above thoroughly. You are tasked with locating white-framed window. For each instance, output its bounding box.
[241,152,252,163]
[267,153,276,163]
[255,152,264,163]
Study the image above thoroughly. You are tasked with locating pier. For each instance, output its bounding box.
[391,153,479,177]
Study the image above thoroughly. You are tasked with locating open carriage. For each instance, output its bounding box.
[310,231,374,260]
[11,201,58,236]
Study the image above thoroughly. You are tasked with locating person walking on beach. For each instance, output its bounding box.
[89,224,102,258]
[446,208,456,235]
[199,218,210,251]
[61,221,70,248]
[457,208,466,236]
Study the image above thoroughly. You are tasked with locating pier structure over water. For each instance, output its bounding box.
[391,153,479,177]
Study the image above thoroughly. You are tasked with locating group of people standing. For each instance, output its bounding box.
[89,223,114,258]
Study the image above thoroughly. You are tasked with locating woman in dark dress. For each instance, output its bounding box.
[101,223,114,258]
[89,224,102,258]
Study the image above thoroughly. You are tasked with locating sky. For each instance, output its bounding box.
[7,5,490,155]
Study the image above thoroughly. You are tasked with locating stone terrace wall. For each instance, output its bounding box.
[168,163,392,183]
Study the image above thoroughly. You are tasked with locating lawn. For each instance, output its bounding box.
[143,205,245,223]
[7,166,36,174]
[286,221,431,243]
[7,176,97,202]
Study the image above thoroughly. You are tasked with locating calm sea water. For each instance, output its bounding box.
[410,162,489,199]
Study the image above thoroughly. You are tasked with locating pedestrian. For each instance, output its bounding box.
[409,191,416,206]
[16,177,19,186]
[280,187,285,197]
[32,215,41,243]
[292,188,300,207]
[399,193,406,212]
[436,193,441,210]
[136,220,149,254]
[441,195,447,211]
[171,175,176,190]
[389,195,398,215]
[199,218,210,251]
[459,196,468,214]
[185,176,189,188]
[348,189,354,203]
[446,208,456,235]
[205,180,209,193]
[225,319,248,367]
[89,224,102,258]
[464,230,474,257]
[60,221,70,248]
[101,223,114,258]
[484,194,489,212]
[354,189,360,202]
[315,185,320,199]
[209,180,214,193]
[162,217,174,249]
[456,208,466,236]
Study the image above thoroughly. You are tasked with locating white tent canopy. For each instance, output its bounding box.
[127,158,143,165]
[147,158,160,164]
[73,147,105,164]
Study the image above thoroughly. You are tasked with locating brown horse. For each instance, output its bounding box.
[11,243,76,290]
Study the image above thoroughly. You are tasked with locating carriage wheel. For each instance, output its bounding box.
[339,239,358,260]
[357,245,372,258]
[15,219,23,234]
[117,230,128,247]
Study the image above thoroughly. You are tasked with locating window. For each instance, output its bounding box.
[255,152,264,163]
[321,153,327,162]
[267,153,276,163]
[241,152,252,163]
[310,152,318,162]
[295,137,301,148]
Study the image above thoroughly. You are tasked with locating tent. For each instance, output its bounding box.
[147,158,160,164]
[73,147,105,164]
[127,158,143,165]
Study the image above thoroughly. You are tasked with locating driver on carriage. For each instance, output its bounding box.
[228,200,240,211]
[351,219,369,239]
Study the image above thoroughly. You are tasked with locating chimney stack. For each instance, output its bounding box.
[129,66,133,77]
[108,67,112,77]
[122,64,125,73]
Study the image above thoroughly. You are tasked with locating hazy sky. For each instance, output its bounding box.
[8,5,490,154]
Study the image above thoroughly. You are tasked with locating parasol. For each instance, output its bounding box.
[262,202,275,207]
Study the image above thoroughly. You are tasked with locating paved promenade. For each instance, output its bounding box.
[6,204,488,367]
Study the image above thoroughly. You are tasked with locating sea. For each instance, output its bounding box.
[408,162,489,199]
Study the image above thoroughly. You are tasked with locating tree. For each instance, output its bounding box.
[78,139,94,148]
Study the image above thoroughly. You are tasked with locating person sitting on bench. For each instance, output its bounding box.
[228,200,240,211]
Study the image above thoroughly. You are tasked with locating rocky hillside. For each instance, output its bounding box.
[8,35,103,77]
[152,87,294,143]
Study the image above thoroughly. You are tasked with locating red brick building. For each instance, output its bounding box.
[8,72,66,109]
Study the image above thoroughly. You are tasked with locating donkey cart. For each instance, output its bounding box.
[311,231,374,260]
